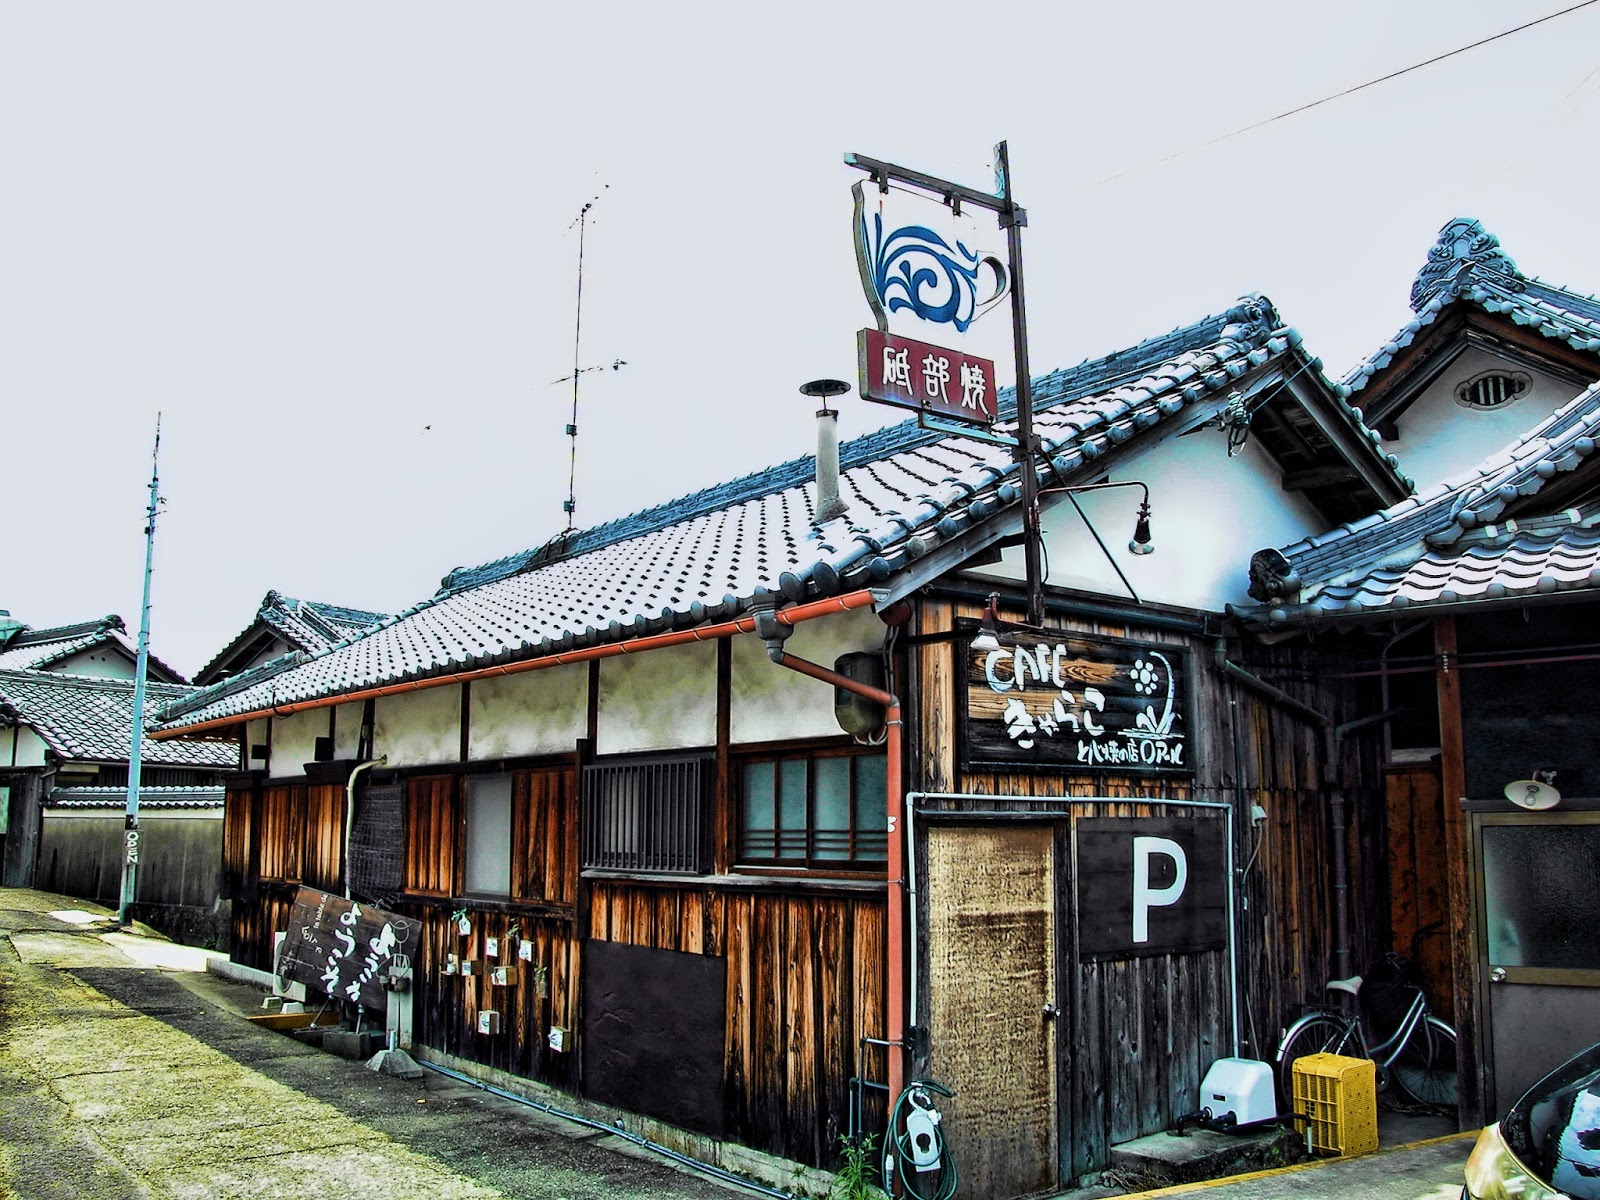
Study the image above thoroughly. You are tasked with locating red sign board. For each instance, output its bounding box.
[858,328,997,425]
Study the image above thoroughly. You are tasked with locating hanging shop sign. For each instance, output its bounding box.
[852,179,1008,429]
[858,328,997,424]
[277,885,419,1011]
[960,627,1191,774]
[1076,816,1227,959]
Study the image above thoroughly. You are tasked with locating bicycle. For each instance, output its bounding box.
[1275,936,1459,1109]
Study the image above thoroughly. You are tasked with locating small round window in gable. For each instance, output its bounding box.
[1456,369,1531,410]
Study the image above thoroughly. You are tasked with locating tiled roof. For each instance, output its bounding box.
[0,669,238,766]
[157,297,1409,732]
[1235,377,1600,625]
[1341,219,1600,399]
[0,614,186,682]
[195,591,390,684]
[46,785,225,810]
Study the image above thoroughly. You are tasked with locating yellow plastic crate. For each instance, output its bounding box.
[1291,1052,1378,1157]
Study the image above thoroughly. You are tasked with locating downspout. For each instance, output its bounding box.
[344,757,387,900]
[751,601,907,1114]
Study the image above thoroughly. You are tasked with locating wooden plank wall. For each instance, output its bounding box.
[912,597,1387,1180]
[587,880,887,1167]
[1383,763,1452,1023]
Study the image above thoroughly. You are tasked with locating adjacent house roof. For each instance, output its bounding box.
[0,614,186,682]
[156,296,1411,734]
[1340,218,1600,431]
[193,592,390,686]
[1235,376,1600,627]
[45,785,224,810]
[0,669,239,767]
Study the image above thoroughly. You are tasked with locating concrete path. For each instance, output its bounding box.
[1125,1131,1474,1199]
[0,889,738,1200]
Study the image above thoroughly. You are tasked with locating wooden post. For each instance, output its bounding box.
[1434,616,1480,1126]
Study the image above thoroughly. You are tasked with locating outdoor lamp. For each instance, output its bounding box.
[1130,500,1154,555]
[970,593,1003,653]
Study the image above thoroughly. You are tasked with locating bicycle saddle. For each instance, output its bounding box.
[1325,975,1363,996]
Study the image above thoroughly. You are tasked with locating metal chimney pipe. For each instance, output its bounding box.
[815,407,849,523]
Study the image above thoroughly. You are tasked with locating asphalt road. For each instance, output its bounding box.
[0,890,742,1200]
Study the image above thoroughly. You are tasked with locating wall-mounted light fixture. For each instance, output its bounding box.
[1031,479,1155,605]
[970,593,1003,653]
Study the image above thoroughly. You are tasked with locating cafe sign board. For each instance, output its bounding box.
[858,328,997,424]
[277,885,419,1011]
[961,627,1191,775]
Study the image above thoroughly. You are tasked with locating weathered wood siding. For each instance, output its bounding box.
[911,596,1385,1185]
[1384,762,1452,1023]
[586,880,887,1166]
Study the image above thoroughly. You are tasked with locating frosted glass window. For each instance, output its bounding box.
[1482,823,1600,970]
[464,775,512,896]
[814,757,851,860]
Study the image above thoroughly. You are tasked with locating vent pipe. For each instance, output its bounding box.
[801,379,851,524]
[815,407,849,523]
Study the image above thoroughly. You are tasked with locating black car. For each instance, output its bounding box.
[1464,1042,1600,1199]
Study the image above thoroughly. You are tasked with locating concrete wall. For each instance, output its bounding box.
[268,707,328,779]
[598,641,716,755]
[731,607,884,743]
[375,685,463,769]
[468,664,588,760]
[1385,349,1578,491]
[7,726,49,769]
[988,427,1324,610]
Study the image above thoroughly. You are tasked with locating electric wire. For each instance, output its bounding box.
[1094,0,1600,185]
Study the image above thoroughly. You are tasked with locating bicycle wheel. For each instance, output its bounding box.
[1391,1015,1457,1107]
[1277,1014,1359,1101]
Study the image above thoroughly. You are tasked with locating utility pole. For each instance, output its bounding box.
[118,416,161,928]
[846,141,1046,625]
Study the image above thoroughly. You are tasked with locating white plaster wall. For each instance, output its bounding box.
[332,701,365,760]
[268,707,327,779]
[986,428,1324,611]
[597,641,716,755]
[9,726,48,768]
[245,718,270,770]
[731,607,885,744]
[54,648,134,678]
[1380,348,1580,492]
[469,664,588,760]
[374,686,463,769]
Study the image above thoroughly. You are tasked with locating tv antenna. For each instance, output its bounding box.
[557,185,628,530]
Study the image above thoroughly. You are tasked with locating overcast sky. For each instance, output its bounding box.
[6,1,1600,678]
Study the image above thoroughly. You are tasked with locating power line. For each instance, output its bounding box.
[1095,0,1600,185]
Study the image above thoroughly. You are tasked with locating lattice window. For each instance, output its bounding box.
[1456,370,1530,410]
[739,748,887,868]
[581,755,712,874]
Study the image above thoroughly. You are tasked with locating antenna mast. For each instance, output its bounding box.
[558,185,626,530]
[118,414,162,927]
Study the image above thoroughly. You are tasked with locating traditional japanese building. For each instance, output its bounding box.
[153,284,1419,1194]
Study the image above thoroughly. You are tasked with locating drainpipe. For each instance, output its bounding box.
[751,601,905,1110]
[814,407,850,523]
[344,756,387,900]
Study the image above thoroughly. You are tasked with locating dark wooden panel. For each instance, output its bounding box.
[257,784,305,882]
[303,784,345,893]
[405,775,456,896]
[1077,816,1228,959]
[582,940,727,1136]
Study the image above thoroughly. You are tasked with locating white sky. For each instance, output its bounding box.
[6,1,1600,678]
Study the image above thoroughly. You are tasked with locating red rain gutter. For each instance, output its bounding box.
[765,650,907,1113]
[154,589,880,739]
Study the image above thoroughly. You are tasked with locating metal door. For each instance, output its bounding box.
[924,822,1059,1197]
[1474,810,1600,1116]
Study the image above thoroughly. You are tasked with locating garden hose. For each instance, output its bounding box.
[885,1079,958,1200]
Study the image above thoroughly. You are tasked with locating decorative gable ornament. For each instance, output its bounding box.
[1410,218,1524,311]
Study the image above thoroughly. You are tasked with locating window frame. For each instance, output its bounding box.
[735,743,888,871]
[462,772,514,898]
